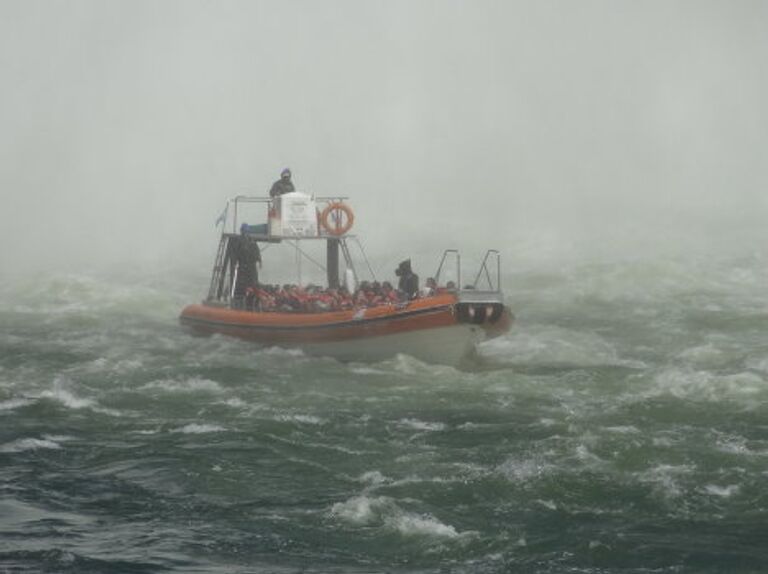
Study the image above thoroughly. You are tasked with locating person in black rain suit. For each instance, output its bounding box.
[232,224,262,304]
[395,259,419,300]
[269,168,295,197]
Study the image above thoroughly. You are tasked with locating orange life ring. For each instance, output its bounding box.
[320,202,354,235]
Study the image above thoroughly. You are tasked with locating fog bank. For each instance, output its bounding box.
[1,0,766,278]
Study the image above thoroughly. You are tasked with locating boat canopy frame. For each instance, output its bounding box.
[206,195,374,305]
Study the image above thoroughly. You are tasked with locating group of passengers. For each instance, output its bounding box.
[240,277,454,314]
[231,240,455,313]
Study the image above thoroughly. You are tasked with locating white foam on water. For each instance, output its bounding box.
[651,368,765,402]
[39,383,95,410]
[715,435,752,455]
[603,425,641,434]
[746,356,768,374]
[38,383,122,417]
[575,444,605,466]
[85,357,144,375]
[497,456,552,482]
[174,423,226,434]
[359,470,388,486]
[677,344,727,367]
[259,346,306,358]
[0,398,33,412]
[330,495,386,524]
[703,484,740,498]
[349,366,388,375]
[220,397,247,408]
[637,464,695,499]
[389,512,459,538]
[535,499,557,510]
[397,418,447,432]
[42,434,75,443]
[273,413,326,425]
[482,325,645,369]
[140,377,223,394]
[329,495,465,539]
[0,437,62,453]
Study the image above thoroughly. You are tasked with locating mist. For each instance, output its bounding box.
[1,0,767,281]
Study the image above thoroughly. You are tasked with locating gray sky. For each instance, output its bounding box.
[1,0,766,276]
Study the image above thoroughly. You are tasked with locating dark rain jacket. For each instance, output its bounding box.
[398,272,420,300]
[269,178,295,197]
[232,236,261,296]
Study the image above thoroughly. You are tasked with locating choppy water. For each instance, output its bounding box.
[1,254,767,573]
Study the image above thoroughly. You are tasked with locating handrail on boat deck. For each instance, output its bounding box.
[472,249,501,292]
[433,249,461,289]
[433,249,503,293]
[222,195,351,236]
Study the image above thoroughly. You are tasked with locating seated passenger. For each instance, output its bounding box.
[421,277,437,297]
[381,281,400,303]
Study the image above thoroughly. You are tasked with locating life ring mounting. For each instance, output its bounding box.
[320,202,354,235]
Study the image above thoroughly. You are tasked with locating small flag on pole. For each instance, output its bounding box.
[215,203,229,228]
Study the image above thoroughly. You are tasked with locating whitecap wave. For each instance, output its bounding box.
[39,384,95,410]
[0,398,33,412]
[650,368,765,402]
[637,464,695,499]
[140,377,223,393]
[273,413,325,425]
[174,423,226,434]
[397,418,447,432]
[391,513,459,538]
[0,437,62,453]
[329,495,464,539]
[703,484,740,498]
[481,325,645,368]
[38,380,122,417]
[497,455,552,482]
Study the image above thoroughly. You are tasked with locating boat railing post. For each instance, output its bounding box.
[434,249,460,288]
[230,263,239,304]
[497,251,502,292]
[471,249,500,291]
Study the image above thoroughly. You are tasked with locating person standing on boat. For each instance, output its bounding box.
[269,168,295,197]
[233,224,262,305]
[395,259,420,300]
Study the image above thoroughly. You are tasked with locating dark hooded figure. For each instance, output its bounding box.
[395,259,419,299]
[269,168,295,197]
[232,224,262,300]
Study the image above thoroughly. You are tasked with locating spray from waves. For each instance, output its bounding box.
[480,324,647,369]
[329,495,470,540]
[649,368,765,402]
[33,377,123,417]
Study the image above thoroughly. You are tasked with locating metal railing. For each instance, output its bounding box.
[433,249,461,289]
[221,194,350,236]
[471,249,501,292]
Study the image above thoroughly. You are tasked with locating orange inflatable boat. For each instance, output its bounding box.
[179,193,512,366]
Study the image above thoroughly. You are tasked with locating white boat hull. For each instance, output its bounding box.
[297,323,486,367]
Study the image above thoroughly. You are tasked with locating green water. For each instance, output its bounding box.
[1,255,767,573]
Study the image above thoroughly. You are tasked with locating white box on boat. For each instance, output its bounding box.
[277,192,318,237]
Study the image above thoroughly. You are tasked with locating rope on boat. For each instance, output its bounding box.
[290,241,327,273]
[352,236,377,282]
